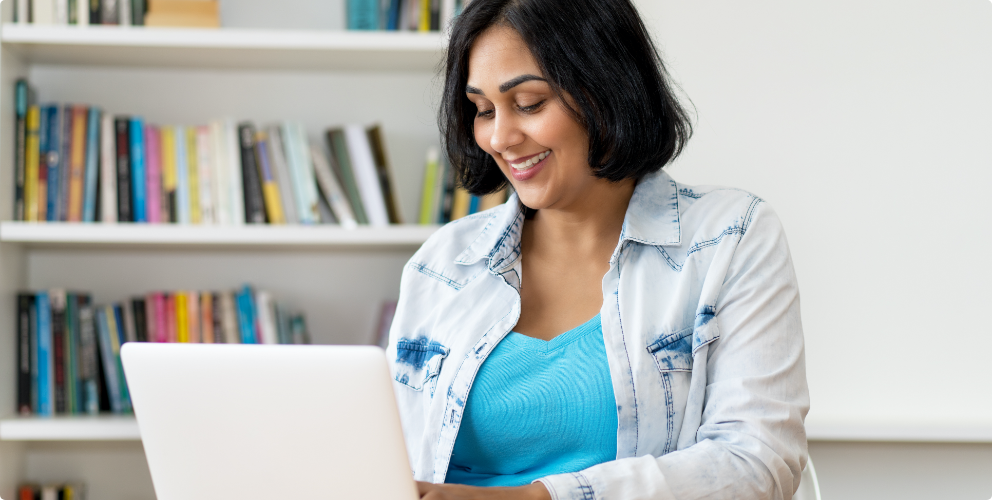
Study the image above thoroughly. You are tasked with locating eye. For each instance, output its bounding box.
[476,108,494,118]
[518,100,546,113]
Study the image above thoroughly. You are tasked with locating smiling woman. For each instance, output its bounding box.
[388,0,809,499]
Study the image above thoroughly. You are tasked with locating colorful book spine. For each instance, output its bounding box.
[310,140,358,227]
[67,107,88,222]
[41,105,56,222]
[325,128,369,224]
[17,293,35,414]
[292,123,322,224]
[36,291,53,416]
[265,126,299,224]
[129,117,147,222]
[25,105,41,222]
[187,291,200,343]
[235,286,257,344]
[14,80,29,221]
[161,127,178,223]
[145,125,162,223]
[165,293,177,343]
[255,290,278,344]
[100,113,118,223]
[347,0,380,30]
[419,147,439,224]
[238,123,266,223]
[174,126,190,224]
[219,291,239,344]
[195,126,215,224]
[254,134,286,224]
[201,293,215,343]
[50,290,67,414]
[176,292,188,342]
[186,127,201,224]
[154,293,167,343]
[114,117,132,222]
[65,292,80,413]
[78,305,100,415]
[82,108,101,222]
[107,305,130,412]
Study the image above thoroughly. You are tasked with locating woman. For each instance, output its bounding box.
[388,0,809,498]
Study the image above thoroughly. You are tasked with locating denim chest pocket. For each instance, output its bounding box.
[646,327,694,373]
[394,338,450,395]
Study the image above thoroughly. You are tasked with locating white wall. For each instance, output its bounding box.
[632,0,992,497]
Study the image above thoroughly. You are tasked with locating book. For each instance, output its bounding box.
[15,0,30,23]
[344,124,390,226]
[347,0,380,30]
[111,305,132,411]
[450,185,471,220]
[14,80,30,221]
[235,285,257,344]
[50,290,67,413]
[95,306,124,413]
[255,290,278,344]
[325,128,369,224]
[129,117,147,222]
[201,293,215,343]
[145,125,163,223]
[153,293,168,343]
[386,0,402,30]
[145,0,221,28]
[254,133,286,224]
[121,297,138,343]
[187,291,200,343]
[438,157,455,223]
[119,0,131,25]
[33,0,55,24]
[36,291,54,416]
[90,0,102,24]
[165,293,177,343]
[281,122,319,224]
[219,291,239,344]
[82,107,101,222]
[224,120,245,225]
[64,292,83,413]
[366,125,403,224]
[162,126,179,223]
[25,105,41,222]
[186,127,201,224]
[58,105,73,221]
[310,140,358,227]
[102,0,118,24]
[100,113,117,223]
[66,106,87,221]
[238,123,266,223]
[133,297,149,343]
[55,0,69,24]
[77,304,101,414]
[115,117,133,222]
[418,147,439,224]
[209,121,231,225]
[132,0,146,24]
[40,105,56,222]
[291,315,310,344]
[195,126,215,224]
[17,293,35,415]
[176,291,188,342]
[265,125,299,224]
[174,125,190,223]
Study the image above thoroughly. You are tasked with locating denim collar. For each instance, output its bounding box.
[454,169,681,273]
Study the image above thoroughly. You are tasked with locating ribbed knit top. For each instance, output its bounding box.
[445,314,618,487]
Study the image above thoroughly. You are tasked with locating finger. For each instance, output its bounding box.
[416,481,436,496]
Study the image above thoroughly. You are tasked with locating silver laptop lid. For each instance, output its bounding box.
[121,343,418,500]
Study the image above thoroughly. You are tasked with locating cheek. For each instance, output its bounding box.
[473,119,494,154]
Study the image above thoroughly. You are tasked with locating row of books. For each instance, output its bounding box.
[417,147,509,224]
[15,285,310,417]
[12,80,407,227]
[18,483,85,500]
[346,0,464,31]
[13,0,221,28]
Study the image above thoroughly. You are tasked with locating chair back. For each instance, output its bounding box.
[794,457,821,500]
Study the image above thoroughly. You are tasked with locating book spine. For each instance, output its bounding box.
[17,293,35,414]
[15,0,30,23]
[67,106,88,222]
[36,291,53,416]
[50,290,66,414]
[265,125,299,224]
[59,105,73,221]
[65,293,79,414]
[165,293,177,342]
[99,113,117,223]
[187,291,200,343]
[419,147,438,224]
[326,129,369,224]
[42,106,57,222]
[102,0,117,24]
[347,0,380,30]
[419,0,430,31]
[131,0,144,25]
[89,0,101,24]
[110,305,131,411]
[153,293,167,343]
[15,81,29,221]
[344,124,390,226]
[161,126,178,223]
[209,121,230,225]
[174,126,190,224]
[238,123,266,223]
[438,156,455,223]
[275,303,290,344]
[186,128,201,224]
[254,134,286,224]
[77,305,100,414]
[55,0,68,24]
[118,0,130,25]
[129,117,147,222]
[82,108,101,222]
[176,292,188,342]
[220,291,239,344]
[135,297,149,343]
[211,292,222,343]
[121,297,137,343]
[225,120,245,225]
[144,125,162,223]
[282,123,312,224]
[309,140,357,227]
[366,125,403,223]
[195,126,215,224]
[386,0,401,30]
[25,106,41,222]
[77,0,89,25]
[255,291,278,344]
[294,123,322,224]
[95,308,122,413]
[36,107,49,221]
[115,117,132,222]
[201,293,214,343]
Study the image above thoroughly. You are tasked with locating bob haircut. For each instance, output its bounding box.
[440,0,693,196]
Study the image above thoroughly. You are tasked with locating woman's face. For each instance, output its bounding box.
[466,26,595,211]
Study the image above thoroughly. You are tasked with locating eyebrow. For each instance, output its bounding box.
[465,74,548,96]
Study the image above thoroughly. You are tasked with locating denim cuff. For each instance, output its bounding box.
[535,472,596,500]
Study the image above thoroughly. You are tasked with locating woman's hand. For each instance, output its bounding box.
[416,481,552,500]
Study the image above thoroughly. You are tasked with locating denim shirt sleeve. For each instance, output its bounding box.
[536,201,810,500]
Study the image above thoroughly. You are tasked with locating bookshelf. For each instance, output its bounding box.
[0,3,445,498]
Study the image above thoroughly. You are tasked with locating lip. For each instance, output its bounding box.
[505,150,546,166]
[507,151,550,181]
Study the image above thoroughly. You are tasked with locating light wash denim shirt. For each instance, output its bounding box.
[387,169,810,500]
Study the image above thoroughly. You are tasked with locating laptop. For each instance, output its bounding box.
[121,343,419,500]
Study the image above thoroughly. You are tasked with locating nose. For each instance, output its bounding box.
[489,110,524,154]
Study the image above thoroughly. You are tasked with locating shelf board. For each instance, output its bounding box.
[0,24,446,71]
[0,221,439,250]
[805,419,992,443]
[0,415,139,441]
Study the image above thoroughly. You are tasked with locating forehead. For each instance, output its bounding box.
[467,26,543,87]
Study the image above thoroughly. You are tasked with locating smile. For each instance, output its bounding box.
[509,150,550,171]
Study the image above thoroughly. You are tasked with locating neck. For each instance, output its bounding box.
[524,178,635,258]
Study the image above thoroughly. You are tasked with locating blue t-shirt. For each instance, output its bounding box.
[445,314,618,487]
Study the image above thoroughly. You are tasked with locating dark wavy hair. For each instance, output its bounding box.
[439,0,693,195]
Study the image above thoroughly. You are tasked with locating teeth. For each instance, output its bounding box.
[511,150,550,171]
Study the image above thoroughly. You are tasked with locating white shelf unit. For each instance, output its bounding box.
[0,5,445,499]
